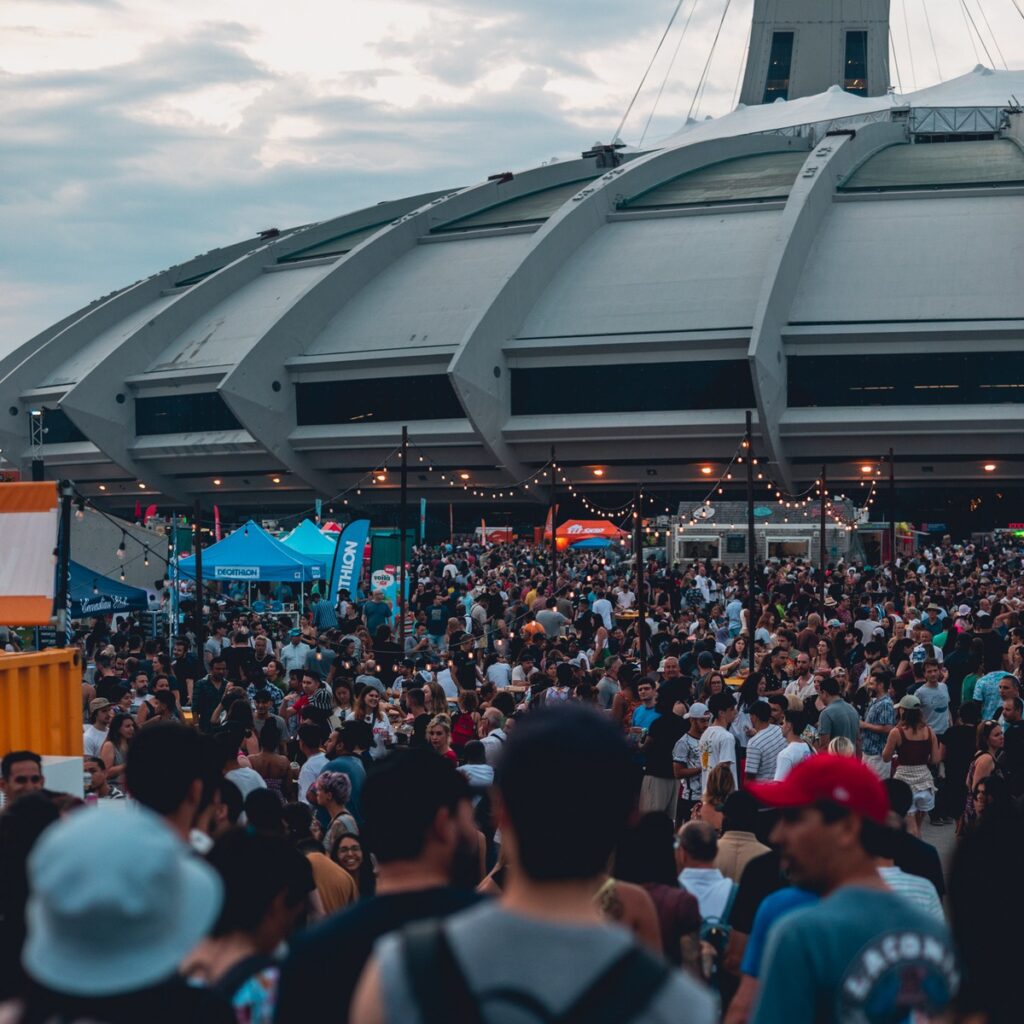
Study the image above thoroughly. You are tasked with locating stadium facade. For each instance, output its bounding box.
[2,0,1023,516]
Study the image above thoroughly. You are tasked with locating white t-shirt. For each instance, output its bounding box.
[698,725,737,791]
[83,725,107,758]
[297,751,327,804]
[487,662,512,688]
[592,598,614,630]
[437,668,458,698]
[225,766,268,800]
[774,741,814,780]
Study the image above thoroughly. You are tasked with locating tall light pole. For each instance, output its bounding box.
[549,445,558,589]
[819,465,827,602]
[399,425,408,643]
[745,410,756,674]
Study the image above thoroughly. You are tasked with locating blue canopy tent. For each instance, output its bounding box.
[281,519,336,577]
[567,537,614,549]
[69,560,149,619]
[178,521,323,583]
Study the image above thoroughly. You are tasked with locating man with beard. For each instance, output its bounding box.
[275,750,482,1023]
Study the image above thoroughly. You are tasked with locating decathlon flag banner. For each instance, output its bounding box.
[0,482,60,625]
[328,519,370,604]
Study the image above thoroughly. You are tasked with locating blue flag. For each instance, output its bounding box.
[328,519,370,605]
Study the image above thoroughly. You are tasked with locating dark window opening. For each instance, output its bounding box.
[763,32,794,103]
[135,393,241,435]
[511,361,755,416]
[35,407,86,445]
[844,31,868,96]
[295,375,466,426]
[788,352,1024,407]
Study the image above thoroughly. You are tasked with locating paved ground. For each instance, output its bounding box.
[920,819,958,880]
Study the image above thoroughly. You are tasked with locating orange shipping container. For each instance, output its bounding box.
[0,648,82,756]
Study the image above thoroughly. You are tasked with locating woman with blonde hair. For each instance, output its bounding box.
[427,714,457,764]
[694,763,736,833]
[828,736,856,757]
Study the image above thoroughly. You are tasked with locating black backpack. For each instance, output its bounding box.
[401,919,671,1024]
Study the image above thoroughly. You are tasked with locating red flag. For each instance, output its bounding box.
[214,505,222,542]
[134,500,142,522]
[144,503,158,523]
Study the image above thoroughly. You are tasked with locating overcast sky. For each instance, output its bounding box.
[2,0,1022,351]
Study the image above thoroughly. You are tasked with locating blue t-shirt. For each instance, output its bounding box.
[631,705,661,731]
[753,886,958,1024]
[741,887,818,978]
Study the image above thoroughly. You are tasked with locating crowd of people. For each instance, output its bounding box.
[2,534,1024,1023]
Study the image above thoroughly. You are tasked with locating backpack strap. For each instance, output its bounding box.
[403,920,485,1024]
[210,953,277,1001]
[556,946,670,1024]
[722,881,740,926]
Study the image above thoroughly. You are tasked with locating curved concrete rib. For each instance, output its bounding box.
[60,234,306,503]
[448,133,809,473]
[218,161,601,492]
[747,120,907,489]
[0,233,282,473]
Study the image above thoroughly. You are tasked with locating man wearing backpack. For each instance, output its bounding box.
[352,704,717,1024]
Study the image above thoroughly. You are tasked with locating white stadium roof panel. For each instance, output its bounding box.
[41,293,180,387]
[147,263,333,373]
[791,196,1024,324]
[519,210,781,339]
[305,232,535,357]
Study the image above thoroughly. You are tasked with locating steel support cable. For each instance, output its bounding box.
[902,0,918,90]
[975,0,1009,67]
[613,0,688,144]
[730,15,753,110]
[922,0,944,80]
[890,27,905,94]
[961,0,998,65]
[639,0,700,147]
[959,0,984,62]
[688,0,734,121]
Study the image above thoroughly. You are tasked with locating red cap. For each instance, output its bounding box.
[746,755,889,825]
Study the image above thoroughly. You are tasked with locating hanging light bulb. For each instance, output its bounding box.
[143,547,149,567]
[117,533,126,559]
[92,579,99,595]
[119,567,126,582]
[74,497,85,520]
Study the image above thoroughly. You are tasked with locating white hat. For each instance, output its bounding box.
[684,702,711,720]
[23,803,222,997]
[957,604,972,617]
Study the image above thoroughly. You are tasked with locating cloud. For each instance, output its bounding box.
[2,0,1023,354]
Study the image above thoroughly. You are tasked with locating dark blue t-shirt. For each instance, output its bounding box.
[741,886,818,977]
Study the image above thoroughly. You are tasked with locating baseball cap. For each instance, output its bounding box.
[697,652,715,668]
[89,698,111,715]
[288,628,302,637]
[827,619,842,628]
[684,702,710,720]
[896,693,921,710]
[747,754,888,825]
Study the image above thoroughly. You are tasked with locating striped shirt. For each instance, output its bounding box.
[862,694,896,756]
[311,600,339,631]
[745,724,787,781]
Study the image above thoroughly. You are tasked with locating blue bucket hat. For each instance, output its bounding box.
[23,803,222,996]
